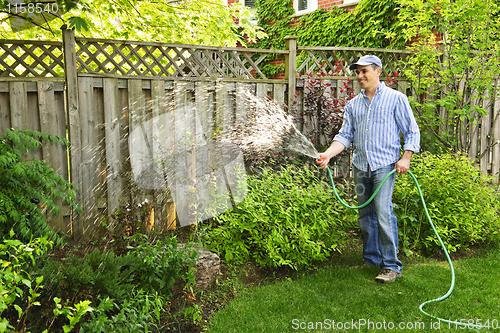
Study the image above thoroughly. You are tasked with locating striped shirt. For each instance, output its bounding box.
[333,82,420,172]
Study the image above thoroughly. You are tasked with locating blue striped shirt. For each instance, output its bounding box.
[333,82,420,172]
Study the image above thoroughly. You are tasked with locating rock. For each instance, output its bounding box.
[194,245,221,289]
[180,244,221,289]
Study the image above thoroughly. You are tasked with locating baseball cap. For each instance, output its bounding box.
[349,55,383,71]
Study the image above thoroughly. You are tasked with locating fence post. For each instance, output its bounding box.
[62,26,83,240]
[285,35,298,108]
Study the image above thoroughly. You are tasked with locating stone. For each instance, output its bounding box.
[180,244,221,289]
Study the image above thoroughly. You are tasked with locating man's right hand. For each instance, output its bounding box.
[316,153,331,169]
[316,141,346,169]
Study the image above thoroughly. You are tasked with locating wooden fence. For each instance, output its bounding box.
[0,29,498,239]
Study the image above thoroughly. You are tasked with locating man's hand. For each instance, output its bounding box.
[395,150,413,174]
[317,153,331,169]
[316,141,346,169]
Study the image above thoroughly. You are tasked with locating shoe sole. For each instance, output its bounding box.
[375,274,402,283]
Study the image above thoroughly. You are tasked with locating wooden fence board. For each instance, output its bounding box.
[256,82,267,100]
[53,91,68,179]
[38,81,67,233]
[94,84,107,228]
[173,81,190,226]
[103,78,124,232]
[235,82,248,131]
[273,83,285,107]
[27,92,43,160]
[492,93,500,182]
[480,94,491,174]
[128,78,152,216]
[196,81,211,140]
[0,92,10,135]
[9,82,28,129]
[78,76,100,237]
[469,104,479,163]
[216,80,229,133]
[63,28,84,239]
[150,79,169,230]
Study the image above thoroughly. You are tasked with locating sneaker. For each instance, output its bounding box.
[375,269,402,283]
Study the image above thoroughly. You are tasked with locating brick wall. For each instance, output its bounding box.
[318,0,343,9]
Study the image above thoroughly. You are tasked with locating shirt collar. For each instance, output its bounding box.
[361,81,386,98]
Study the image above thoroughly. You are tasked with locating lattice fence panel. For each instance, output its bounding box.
[0,41,64,77]
[297,47,413,78]
[75,38,284,79]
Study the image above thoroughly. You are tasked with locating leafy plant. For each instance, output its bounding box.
[394,151,500,255]
[44,298,93,333]
[252,0,406,78]
[21,234,197,331]
[127,234,198,297]
[0,0,266,47]
[80,290,165,332]
[396,0,500,154]
[35,248,137,303]
[294,0,406,49]
[0,127,80,241]
[184,304,203,325]
[0,234,51,332]
[205,164,357,269]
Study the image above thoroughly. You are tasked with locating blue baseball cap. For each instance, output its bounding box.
[349,55,383,70]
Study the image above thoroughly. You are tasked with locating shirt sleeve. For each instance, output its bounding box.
[332,101,354,149]
[395,94,420,153]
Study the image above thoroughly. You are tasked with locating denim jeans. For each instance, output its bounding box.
[353,163,402,273]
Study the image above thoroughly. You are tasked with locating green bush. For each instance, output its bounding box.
[34,237,197,300]
[0,128,80,241]
[80,290,165,332]
[35,249,137,302]
[204,165,357,269]
[23,235,197,331]
[0,235,51,332]
[394,152,500,255]
[127,235,198,297]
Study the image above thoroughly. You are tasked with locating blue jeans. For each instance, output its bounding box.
[353,163,402,273]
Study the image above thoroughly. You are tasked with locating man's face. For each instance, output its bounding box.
[355,65,381,90]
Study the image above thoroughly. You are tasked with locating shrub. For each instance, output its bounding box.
[0,234,51,332]
[80,290,165,332]
[394,151,500,255]
[23,235,197,331]
[127,234,198,297]
[0,127,80,241]
[204,164,357,269]
[34,236,197,300]
[35,249,137,302]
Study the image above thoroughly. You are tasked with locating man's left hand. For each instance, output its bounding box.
[395,158,410,174]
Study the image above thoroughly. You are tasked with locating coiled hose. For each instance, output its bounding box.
[325,166,480,329]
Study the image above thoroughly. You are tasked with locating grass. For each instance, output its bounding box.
[205,247,500,332]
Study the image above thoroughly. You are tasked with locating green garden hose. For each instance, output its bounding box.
[325,166,481,329]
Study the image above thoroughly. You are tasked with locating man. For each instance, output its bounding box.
[317,55,420,283]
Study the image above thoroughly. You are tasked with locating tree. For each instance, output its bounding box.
[396,0,500,154]
[0,0,265,46]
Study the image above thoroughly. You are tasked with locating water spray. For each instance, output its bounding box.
[317,156,481,329]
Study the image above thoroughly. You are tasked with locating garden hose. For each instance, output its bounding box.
[325,166,481,330]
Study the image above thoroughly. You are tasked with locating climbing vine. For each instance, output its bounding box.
[254,0,294,51]
[252,0,407,77]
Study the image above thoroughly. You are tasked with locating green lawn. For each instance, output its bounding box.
[206,248,500,332]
